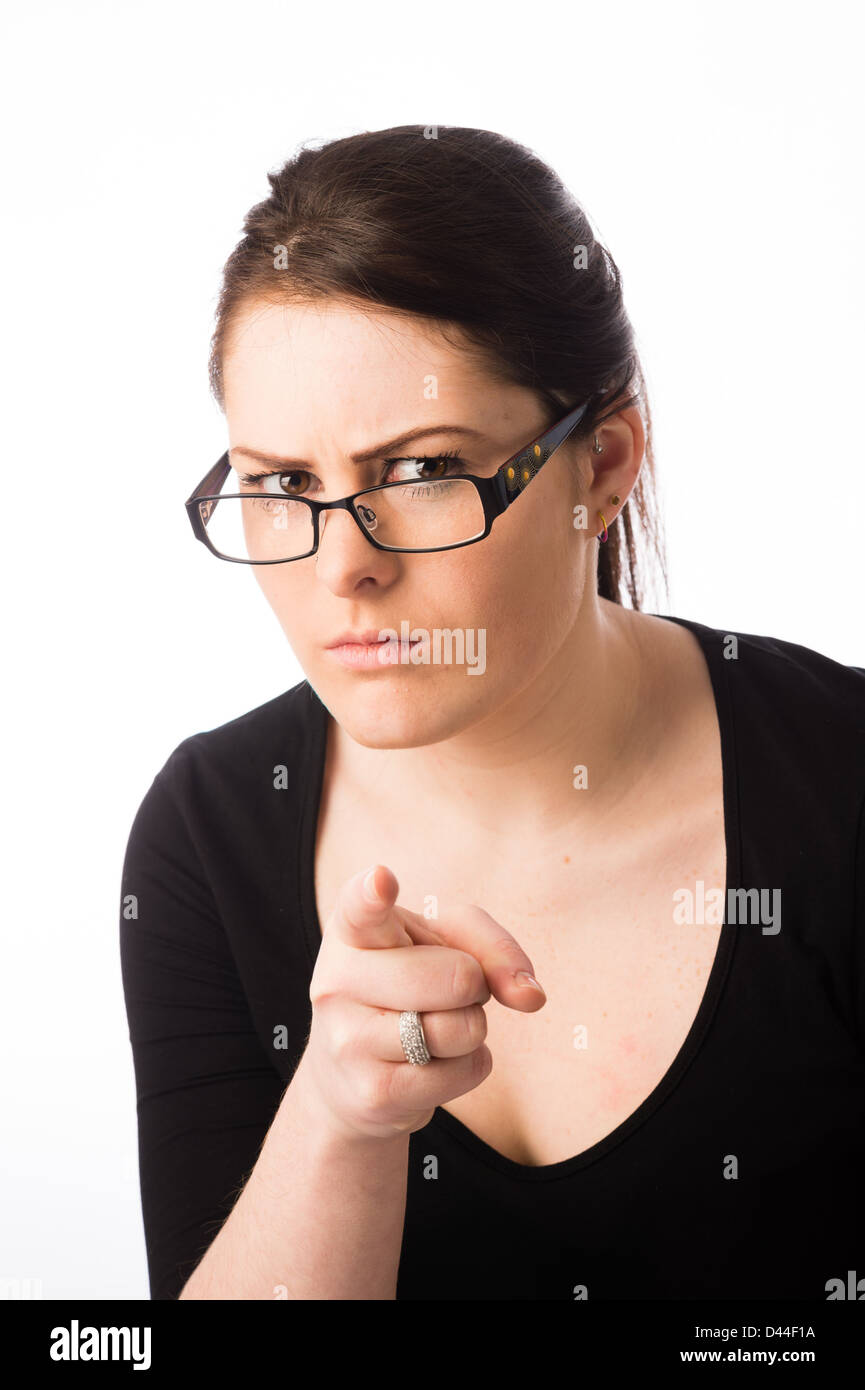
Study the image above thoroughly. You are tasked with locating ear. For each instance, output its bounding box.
[584,404,645,512]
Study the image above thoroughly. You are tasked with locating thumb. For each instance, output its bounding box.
[325,863,413,949]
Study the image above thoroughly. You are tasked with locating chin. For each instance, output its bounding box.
[320,670,489,749]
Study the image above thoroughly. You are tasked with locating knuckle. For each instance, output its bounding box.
[462,1004,487,1047]
[474,1043,493,1078]
[309,981,331,1010]
[309,948,352,1009]
[452,903,486,924]
[309,971,344,1010]
[331,1006,385,1067]
[358,1062,394,1116]
[449,951,484,1005]
[328,1014,358,1064]
[458,904,499,932]
[490,935,530,965]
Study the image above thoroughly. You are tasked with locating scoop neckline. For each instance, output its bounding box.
[296,611,742,1182]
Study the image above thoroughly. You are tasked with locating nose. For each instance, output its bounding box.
[314,506,399,594]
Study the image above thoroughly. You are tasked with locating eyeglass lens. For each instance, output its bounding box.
[200,478,486,560]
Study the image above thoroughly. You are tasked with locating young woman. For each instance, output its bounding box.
[120,125,865,1301]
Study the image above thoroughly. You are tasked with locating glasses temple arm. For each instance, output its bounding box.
[494,399,591,505]
[186,454,231,507]
[538,399,590,453]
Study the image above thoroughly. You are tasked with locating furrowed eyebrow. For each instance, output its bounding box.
[229,424,488,469]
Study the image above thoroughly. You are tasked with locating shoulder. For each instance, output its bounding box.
[639,612,865,857]
[713,619,863,746]
[679,618,865,882]
[656,612,865,753]
[153,678,326,803]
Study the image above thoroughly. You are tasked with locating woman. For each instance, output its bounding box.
[120,124,865,1301]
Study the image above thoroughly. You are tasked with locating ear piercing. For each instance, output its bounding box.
[597,494,622,544]
[591,437,621,541]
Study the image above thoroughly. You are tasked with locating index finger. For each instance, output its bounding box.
[405,903,547,1012]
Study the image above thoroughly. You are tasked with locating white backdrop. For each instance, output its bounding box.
[1,0,862,1298]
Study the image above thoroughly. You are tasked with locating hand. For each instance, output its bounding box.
[296,863,547,1143]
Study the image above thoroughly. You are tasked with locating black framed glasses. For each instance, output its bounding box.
[184,397,590,564]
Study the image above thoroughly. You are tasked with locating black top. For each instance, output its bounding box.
[119,613,865,1300]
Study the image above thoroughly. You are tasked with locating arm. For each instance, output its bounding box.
[119,754,409,1300]
[178,1053,410,1299]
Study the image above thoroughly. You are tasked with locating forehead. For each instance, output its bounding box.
[219,298,550,464]
[222,298,490,417]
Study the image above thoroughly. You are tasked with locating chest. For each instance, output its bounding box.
[313,774,727,1167]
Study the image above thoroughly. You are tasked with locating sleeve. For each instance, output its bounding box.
[856,784,865,1046]
[119,754,287,1299]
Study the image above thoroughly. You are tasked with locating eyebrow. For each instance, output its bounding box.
[229,424,489,469]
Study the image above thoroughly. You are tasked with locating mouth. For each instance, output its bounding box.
[325,628,423,650]
[324,630,426,668]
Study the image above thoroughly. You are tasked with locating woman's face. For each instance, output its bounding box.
[221,298,616,749]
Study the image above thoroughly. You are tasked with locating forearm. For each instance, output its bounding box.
[178,1058,411,1300]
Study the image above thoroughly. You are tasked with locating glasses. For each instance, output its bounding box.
[185,398,590,564]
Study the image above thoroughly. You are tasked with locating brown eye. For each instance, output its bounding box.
[278,471,310,495]
[416,458,450,480]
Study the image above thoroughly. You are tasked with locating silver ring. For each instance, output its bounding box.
[399,1010,431,1065]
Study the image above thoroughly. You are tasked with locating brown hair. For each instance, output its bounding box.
[209,125,667,609]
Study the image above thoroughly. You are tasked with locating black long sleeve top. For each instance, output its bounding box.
[119,614,865,1300]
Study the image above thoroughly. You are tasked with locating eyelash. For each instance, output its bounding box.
[237,448,466,490]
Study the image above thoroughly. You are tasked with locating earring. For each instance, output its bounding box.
[598,495,621,543]
[592,435,604,454]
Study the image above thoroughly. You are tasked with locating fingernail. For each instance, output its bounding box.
[514,970,545,995]
[362,866,381,902]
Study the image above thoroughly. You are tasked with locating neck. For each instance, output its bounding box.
[330,597,672,844]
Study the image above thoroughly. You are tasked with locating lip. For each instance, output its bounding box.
[325,628,425,670]
[324,628,396,649]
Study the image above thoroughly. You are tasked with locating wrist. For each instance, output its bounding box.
[286,1054,413,1152]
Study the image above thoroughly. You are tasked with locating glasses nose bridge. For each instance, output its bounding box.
[316,492,375,548]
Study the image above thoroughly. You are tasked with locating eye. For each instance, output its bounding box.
[274,469,310,496]
[237,469,311,495]
[383,450,465,483]
[236,449,466,495]
[279,470,310,495]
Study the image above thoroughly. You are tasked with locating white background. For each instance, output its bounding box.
[1,0,862,1298]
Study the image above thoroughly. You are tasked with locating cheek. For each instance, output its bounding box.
[500,484,583,590]
[253,568,281,613]
[252,567,310,641]
[455,513,584,674]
